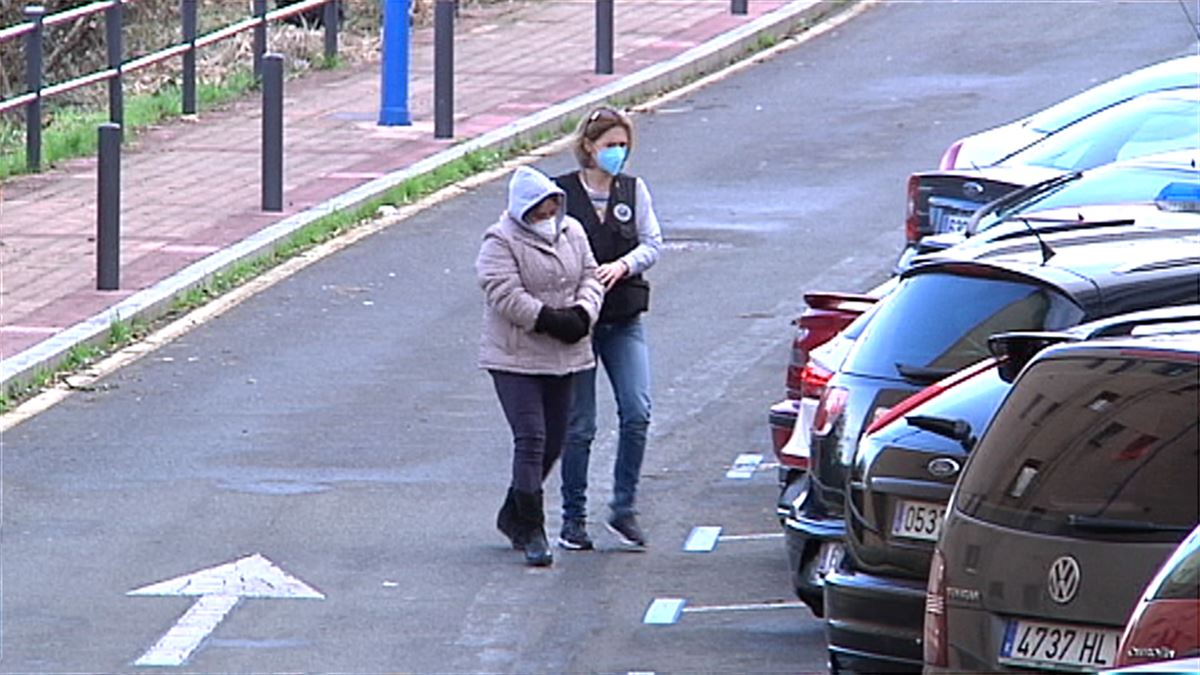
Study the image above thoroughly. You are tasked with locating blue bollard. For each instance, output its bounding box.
[379,0,412,126]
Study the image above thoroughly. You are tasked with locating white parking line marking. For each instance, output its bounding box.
[718,532,784,542]
[643,598,687,625]
[681,600,807,614]
[725,453,763,479]
[128,554,324,666]
[683,526,723,552]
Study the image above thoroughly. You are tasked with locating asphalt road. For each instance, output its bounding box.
[0,2,1193,672]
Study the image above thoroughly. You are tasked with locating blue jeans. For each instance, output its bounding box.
[560,317,652,521]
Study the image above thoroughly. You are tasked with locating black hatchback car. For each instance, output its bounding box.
[824,306,1200,673]
[782,231,1200,616]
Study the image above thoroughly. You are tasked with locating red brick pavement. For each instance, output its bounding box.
[0,0,819,385]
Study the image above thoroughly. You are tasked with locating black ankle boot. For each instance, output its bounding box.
[514,489,553,567]
[496,488,525,550]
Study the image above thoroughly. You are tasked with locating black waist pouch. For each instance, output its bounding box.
[600,276,650,323]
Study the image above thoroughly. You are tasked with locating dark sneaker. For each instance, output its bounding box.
[557,518,594,551]
[606,513,647,549]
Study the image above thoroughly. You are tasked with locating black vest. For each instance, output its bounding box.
[556,171,650,323]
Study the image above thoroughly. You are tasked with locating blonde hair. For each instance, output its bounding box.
[572,106,635,168]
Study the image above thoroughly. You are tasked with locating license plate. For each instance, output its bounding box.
[891,499,946,542]
[1000,619,1121,671]
[930,207,973,233]
[815,541,844,578]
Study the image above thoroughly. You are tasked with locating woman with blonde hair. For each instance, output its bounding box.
[553,106,663,551]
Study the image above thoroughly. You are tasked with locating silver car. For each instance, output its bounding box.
[925,332,1200,672]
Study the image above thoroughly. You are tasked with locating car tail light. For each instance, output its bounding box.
[812,386,848,437]
[939,139,964,170]
[905,174,921,244]
[864,358,998,436]
[785,329,811,399]
[800,361,833,400]
[924,547,949,667]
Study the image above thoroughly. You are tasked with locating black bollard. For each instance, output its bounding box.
[24,5,45,172]
[324,0,340,61]
[182,0,198,114]
[434,0,454,139]
[732,0,747,15]
[262,54,284,212]
[595,0,613,75]
[97,124,122,291]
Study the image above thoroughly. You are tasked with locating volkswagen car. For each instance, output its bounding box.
[925,333,1200,672]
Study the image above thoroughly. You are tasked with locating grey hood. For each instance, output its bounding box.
[506,166,566,239]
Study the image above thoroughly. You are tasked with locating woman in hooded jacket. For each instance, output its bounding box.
[476,166,605,566]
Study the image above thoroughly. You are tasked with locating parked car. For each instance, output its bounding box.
[903,88,1200,266]
[940,54,1199,169]
[823,307,1200,673]
[897,149,1200,270]
[1115,523,1200,668]
[783,232,1200,617]
[768,292,880,469]
[925,332,1200,672]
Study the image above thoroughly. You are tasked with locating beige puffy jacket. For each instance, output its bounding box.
[476,167,604,375]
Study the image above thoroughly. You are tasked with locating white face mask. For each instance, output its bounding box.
[526,217,558,241]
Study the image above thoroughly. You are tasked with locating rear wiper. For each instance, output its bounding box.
[907,415,976,451]
[895,363,955,384]
[1067,514,1194,534]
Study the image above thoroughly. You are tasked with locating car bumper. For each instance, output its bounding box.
[824,564,926,672]
[783,485,845,614]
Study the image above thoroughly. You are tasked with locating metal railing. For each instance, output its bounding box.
[0,0,342,172]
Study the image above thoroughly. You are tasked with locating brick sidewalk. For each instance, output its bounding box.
[0,0,829,389]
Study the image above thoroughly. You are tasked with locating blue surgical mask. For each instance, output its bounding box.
[596,146,627,176]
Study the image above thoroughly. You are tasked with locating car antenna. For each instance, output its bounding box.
[1020,218,1055,264]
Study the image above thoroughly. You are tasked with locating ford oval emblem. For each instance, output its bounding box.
[962,181,985,198]
[927,457,961,479]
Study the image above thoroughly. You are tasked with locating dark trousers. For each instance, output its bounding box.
[490,370,575,493]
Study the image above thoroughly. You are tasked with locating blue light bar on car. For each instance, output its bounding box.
[1154,181,1200,212]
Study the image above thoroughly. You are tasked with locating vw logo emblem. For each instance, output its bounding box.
[1047,555,1081,604]
[962,181,985,198]
[927,457,961,479]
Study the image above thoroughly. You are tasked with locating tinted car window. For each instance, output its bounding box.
[956,354,1200,542]
[1155,543,1200,600]
[843,273,1083,381]
[1008,94,1200,172]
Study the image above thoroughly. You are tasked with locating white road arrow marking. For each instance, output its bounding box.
[128,553,324,667]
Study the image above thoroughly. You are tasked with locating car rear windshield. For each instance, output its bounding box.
[989,167,1200,228]
[1011,94,1200,172]
[842,272,1083,383]
[955,353,1200,543]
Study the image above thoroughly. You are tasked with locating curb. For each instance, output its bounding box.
[1,0,847,392]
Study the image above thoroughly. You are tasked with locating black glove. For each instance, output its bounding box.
[535,305,589,344]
